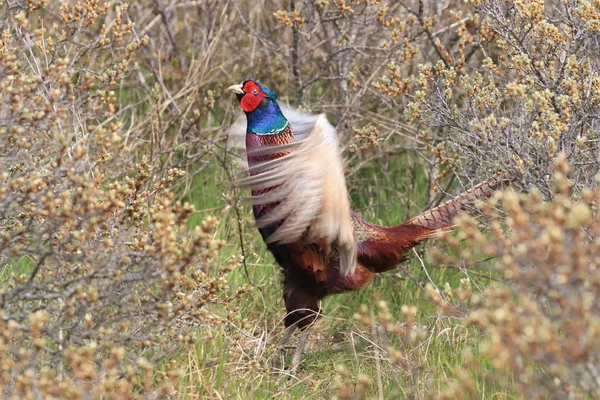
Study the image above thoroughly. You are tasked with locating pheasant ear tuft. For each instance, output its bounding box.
[256,82,278,100]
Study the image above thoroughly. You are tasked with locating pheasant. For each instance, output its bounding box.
[227,80,511,370]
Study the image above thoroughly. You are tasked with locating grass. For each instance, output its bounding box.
[177,149,511,398]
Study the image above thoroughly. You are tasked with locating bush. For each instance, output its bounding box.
[381,0,600,197]
[440,155,600,398]
[0,2,235,397]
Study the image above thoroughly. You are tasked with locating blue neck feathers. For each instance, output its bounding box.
[246,99,289,135]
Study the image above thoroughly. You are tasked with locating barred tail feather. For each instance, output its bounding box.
[404,173,513,231]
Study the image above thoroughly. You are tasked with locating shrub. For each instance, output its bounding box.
[437,155,600,398]
[379,0,600,197]
[0,2,234,397]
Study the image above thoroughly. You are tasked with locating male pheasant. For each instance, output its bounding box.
[227,80,510,370]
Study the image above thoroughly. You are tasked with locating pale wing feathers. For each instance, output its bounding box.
[225,113,247,151]
[277,104,320,141]
[239,114,357,276]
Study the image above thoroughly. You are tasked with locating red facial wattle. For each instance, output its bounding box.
[240,81,267,112]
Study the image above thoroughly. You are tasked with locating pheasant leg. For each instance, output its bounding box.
[290,328,309,373]
[270,324,297,370]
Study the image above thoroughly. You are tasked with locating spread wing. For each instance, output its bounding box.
[237,114,357,276]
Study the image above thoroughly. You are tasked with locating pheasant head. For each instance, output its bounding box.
[227,80,288,135]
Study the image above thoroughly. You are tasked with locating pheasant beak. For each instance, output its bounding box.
[226,83,244,94]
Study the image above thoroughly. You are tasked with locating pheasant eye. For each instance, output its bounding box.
[251,89,258,95]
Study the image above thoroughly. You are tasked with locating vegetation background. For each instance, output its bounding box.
[1,0,599,398]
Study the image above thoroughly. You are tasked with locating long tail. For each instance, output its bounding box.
[403,172,513,231]
[355,173,513,272]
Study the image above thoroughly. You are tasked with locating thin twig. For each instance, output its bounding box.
[290,0,303,103]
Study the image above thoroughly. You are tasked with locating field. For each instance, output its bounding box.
[1,0,600,398]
